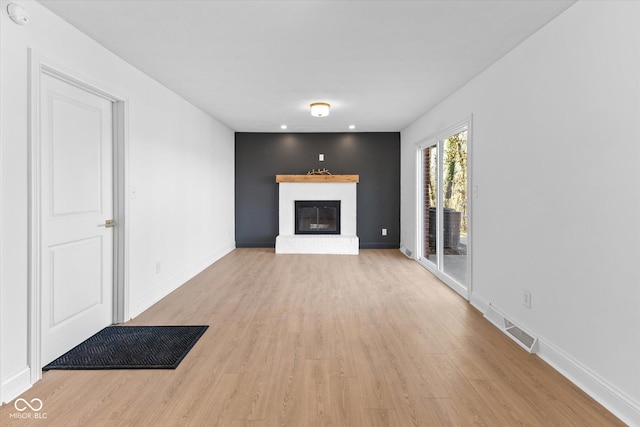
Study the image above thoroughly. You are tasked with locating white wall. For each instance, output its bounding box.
[0,0,235,402]
[401,1,639,425]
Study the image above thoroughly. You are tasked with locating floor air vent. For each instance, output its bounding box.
[484,304,538,354]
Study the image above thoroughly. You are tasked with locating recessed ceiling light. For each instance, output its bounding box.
[280,125,287,130]
[349,125,355,130]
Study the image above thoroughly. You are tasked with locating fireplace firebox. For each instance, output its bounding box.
[295,201,341,235]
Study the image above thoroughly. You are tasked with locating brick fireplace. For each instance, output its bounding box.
[275,175,359,254]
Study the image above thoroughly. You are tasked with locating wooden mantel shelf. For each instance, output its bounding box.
[276,174,359,183]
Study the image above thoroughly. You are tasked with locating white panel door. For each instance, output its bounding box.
[40,73,114,366]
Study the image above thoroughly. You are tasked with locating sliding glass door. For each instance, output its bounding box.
[418,125,469,296]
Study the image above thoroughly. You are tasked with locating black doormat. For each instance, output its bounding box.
[43,325,208,370]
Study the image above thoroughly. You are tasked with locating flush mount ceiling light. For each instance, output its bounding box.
[6,3,30,25]
[310,102,330,118]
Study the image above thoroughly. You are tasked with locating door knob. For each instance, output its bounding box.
[99,219,115,228]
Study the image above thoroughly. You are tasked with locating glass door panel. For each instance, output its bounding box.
[423,145,438,265]
[441,131,467,286]
[418,127,469,293]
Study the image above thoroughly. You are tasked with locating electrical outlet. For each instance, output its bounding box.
[382,228,387,236]
[319,153,324,161]
[523,290,531,309]
[155,261,161,274]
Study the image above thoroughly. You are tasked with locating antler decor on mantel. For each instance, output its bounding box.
[307,168,332,175]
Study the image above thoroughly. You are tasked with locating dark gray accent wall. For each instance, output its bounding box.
[235,132,400,249]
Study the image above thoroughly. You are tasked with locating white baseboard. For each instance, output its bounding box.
[470,293,638,425]
[129,244,234,319]
[538,338,640,427]
[399,246,415,259]
[469,292,490,314]
[1,367,31,404]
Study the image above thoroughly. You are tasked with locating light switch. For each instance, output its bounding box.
[319,154,325,161]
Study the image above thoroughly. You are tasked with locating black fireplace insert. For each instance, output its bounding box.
[295,201,341,235]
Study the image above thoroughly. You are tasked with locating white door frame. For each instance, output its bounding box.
[415,116,473,300]
[28,51,129,384]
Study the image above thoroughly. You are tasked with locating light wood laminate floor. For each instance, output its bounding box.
[0,249,624,426]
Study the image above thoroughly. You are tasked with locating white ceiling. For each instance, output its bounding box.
[38,0,575,133]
